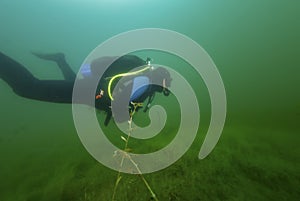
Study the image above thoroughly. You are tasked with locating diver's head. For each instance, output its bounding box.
[150,67,172,96]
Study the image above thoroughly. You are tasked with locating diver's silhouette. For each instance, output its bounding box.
[0,51,171,125]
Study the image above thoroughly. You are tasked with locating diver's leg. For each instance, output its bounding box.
[143,92,155,112]
[0,51,74,103]
[0,51,39,96]
[32,52,76,81]
[104,110,112,126]
[28,80,74,103]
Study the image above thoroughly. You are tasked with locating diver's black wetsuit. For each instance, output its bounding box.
[0,51,150,103]
[0,52,75,103]
[0,52,171,125]
[0,51,171,125]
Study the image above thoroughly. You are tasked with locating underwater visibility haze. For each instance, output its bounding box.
[0,0,299,200]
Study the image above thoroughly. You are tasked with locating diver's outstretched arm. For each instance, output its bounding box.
[32,52,76,81]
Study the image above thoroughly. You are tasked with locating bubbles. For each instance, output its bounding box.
[72,28,226,174]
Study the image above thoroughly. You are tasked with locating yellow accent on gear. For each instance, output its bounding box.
[107,65,151,100]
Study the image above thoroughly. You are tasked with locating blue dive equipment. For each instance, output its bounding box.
[130,76,149,102]
[107,60,152,100]
[91,57,154,102]
[80,63,92,77]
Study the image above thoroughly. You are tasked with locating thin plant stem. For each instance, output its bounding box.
[127,155,158,201]
[112,103,158,201]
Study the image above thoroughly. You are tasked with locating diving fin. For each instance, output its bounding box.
[32,52,65,63]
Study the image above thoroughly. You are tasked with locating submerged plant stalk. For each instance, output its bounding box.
[111,103,158,201]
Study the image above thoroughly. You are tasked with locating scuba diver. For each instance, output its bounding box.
[0,51,171,125]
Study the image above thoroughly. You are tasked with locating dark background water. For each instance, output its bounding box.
[0,1,299,200]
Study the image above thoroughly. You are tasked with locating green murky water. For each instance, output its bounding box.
[0,1,299,200]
